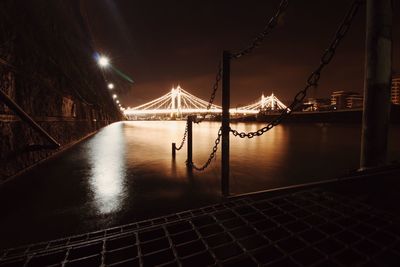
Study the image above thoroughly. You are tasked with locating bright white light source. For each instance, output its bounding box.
[108,83,114,89]
[116,100,120,104]
[112,94,117,99]
[98,56,110,67]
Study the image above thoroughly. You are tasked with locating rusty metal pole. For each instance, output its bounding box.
[221,51,230,196]
[360,0,392,170]
[186,116,193,167]
[172,143,176,158]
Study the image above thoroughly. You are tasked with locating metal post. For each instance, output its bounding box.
[360,0,392,170]
[187,116,193,167]
[172,143,176,158]
[221,51,230,196]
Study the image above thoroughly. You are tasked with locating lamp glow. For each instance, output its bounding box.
[98,56,110,67]
[108,83,114,89]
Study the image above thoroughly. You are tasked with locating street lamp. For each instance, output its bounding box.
[112,94,117,99]
[108,83,114,89]
[116,100,120,104]
[98,56,110,67]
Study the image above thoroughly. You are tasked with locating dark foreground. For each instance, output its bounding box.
[1,166,400,267]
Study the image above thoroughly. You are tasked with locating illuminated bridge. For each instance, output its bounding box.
[124,86,287,119]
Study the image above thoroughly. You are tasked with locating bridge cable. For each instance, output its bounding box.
[230,0,363,139]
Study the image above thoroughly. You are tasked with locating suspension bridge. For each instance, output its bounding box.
[124,86,287,119]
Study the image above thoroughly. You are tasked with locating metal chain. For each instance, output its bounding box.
[232,0,289,59]
[206,62,222,111]
[230,0,363,138]
[189,127,222,171]
[175,120,189,150]
[195,62,222,123]
[175,62,221,151]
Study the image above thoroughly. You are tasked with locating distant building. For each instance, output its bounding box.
[331,91,363,109]
[346,94,363,109]
[303,98,331,111]
[392,75,400,105]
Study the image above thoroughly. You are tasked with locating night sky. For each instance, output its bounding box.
[85,0,400,107]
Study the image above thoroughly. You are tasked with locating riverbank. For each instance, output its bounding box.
[253,105,400,123]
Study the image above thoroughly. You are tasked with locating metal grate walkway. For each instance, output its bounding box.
[1,189,400,266]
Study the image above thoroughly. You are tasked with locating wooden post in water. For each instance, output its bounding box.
[187,116,193,167]
[172,143,176,158]
[360,0,392,170]
[221,51,230,197]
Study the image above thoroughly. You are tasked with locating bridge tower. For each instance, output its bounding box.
[176,86,182,111]
[261,93,267,109]
[171,86,183,117]
[271,92,276,111]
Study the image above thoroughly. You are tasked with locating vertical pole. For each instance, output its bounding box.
[187,116,193,167]
[172,143,176,158]
[360,0,392,170]
[221,51,230,196]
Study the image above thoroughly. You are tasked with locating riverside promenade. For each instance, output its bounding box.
[1,166,399,267]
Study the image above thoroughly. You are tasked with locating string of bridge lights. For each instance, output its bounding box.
[97,54,127,112]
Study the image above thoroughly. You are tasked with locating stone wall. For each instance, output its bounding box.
[0,0,122,182]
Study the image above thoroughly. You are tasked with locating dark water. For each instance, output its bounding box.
[1,121,399,247]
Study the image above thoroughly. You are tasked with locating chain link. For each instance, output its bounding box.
[206,62,222,111]
[230,0,363,138]
[174,120,189,151]
[232,0,289,59]
[189,127,222,171]
[174,62,221,151]
[195,62,222,124]
[175,62,221,165]
[196,0,288,121]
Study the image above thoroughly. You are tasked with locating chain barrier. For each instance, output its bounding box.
[182,0,289,168]
[175,62,221,151]
[189,127,222,171]
[174,120,189,151]
[232,0,289,59]
[230,0,363,139]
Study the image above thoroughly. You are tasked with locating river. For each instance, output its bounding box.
[0,121,399,247]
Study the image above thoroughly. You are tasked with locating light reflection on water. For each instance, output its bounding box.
[87,123,127,214]
[86,121,400,210]
[0,121,399,247]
